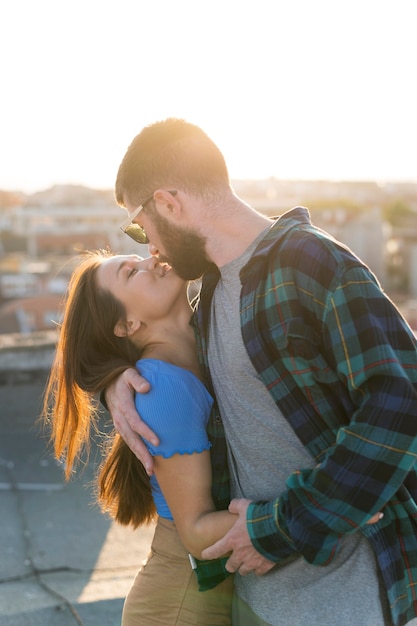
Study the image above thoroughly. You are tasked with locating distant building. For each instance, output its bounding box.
[0,294,63,334]
[1,181,417,334]
[339,207,388,285]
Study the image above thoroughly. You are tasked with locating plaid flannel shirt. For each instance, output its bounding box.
[193,207,417,626]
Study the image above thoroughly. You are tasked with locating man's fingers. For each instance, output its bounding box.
[366,512,384,525]
[228,497,249,515]
[224,550,276,575]
[224,555,242,574]
[201,538,228,561]
[237,562,274,576]
[122,430,155,475]
[114,408,158,448]
[113,417,156,475]
[123,368,151,394]
[105,367,157,474]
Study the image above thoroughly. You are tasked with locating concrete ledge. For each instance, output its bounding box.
[0,330,58,350]
[0,331,58,383]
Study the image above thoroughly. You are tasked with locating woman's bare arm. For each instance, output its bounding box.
[154,450,383,563]
[154,450,237,559]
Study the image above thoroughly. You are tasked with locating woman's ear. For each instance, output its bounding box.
[113,319,141,337]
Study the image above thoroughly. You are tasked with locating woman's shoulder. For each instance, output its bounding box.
[136,358,203,388]
[134,359,213,456]
[135,358,213,408]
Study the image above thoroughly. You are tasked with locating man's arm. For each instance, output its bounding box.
[202,499,383,573]
[105,368,159,475]
[207,298,417,570]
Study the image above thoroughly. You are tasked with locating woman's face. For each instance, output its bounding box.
[95,254,187,329]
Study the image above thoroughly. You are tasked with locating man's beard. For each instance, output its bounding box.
[151,211,213,280]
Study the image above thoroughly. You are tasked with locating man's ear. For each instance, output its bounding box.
[153,189,180,216]
[114,318,141,337]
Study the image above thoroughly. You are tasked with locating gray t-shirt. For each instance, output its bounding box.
[207,234,385,625]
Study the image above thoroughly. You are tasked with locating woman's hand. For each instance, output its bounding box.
[105,368,159,475]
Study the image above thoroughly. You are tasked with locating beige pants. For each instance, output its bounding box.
[122,517,233,625]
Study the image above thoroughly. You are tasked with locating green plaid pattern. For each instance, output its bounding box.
[193,207,417,626]
[193,556,231,591]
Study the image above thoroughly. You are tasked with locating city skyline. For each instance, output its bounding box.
[1,1,416,193]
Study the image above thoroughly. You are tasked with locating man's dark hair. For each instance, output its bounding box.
[115,118,230,207]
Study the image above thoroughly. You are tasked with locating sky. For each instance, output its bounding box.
[1,0,416,193]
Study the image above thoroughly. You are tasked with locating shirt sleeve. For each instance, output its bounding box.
[134,361,213,458]
[246,247,417,565]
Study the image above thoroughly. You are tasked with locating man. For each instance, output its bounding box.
[106,118,417,625]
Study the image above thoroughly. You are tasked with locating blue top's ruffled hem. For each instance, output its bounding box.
[149,442,212,458]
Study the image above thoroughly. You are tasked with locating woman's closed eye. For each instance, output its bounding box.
[128,268,137,278]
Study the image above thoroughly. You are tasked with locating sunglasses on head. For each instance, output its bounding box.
[119,190,177,244]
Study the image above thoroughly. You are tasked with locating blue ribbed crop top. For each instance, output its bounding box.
[135,359,213,520]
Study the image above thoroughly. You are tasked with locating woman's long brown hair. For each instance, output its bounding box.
[42,250,156,527]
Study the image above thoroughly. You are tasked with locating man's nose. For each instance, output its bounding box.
[148,243,160,257]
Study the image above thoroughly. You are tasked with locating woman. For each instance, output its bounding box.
[43,250,235,625]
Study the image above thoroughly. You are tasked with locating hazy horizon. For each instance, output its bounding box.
[3,176,417,199]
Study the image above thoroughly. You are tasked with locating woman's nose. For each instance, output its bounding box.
[140,256,158,270]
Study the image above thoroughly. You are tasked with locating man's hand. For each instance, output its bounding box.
[105,368,159,475]
[201,498,276,576]
[366,511,384,525]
